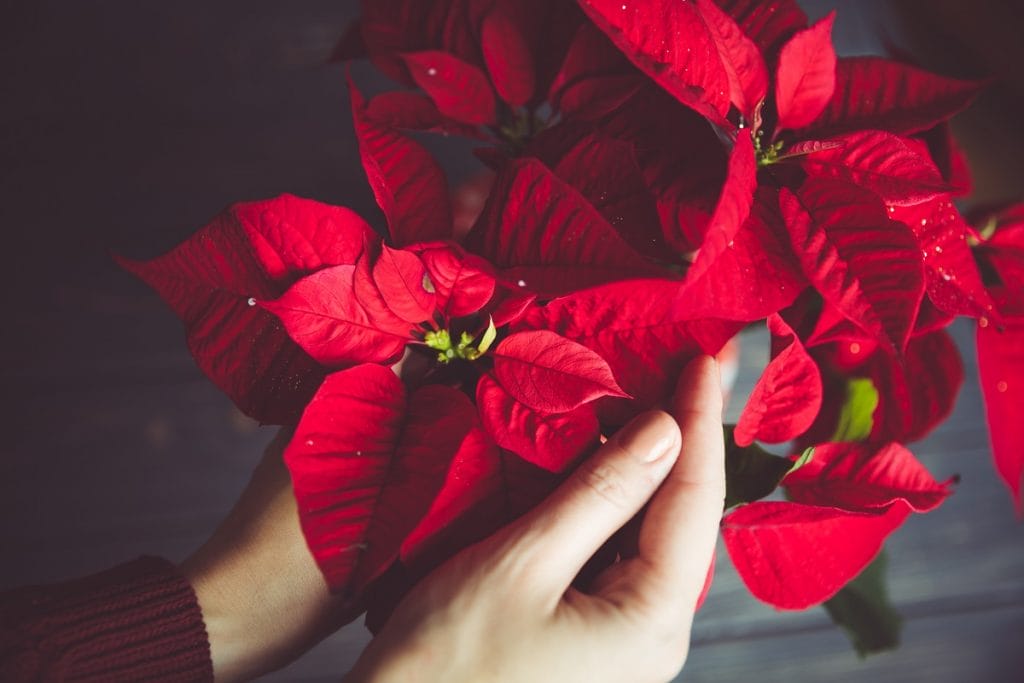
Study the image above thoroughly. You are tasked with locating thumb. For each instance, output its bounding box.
[505,410,682,596]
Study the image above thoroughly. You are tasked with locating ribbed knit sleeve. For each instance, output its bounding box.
[0,556,213,682]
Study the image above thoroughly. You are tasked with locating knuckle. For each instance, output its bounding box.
[574,459,631,509]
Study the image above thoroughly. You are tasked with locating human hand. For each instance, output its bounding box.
[345,355,726,683]
[181,429,350,682]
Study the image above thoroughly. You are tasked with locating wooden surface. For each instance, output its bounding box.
[1,1,1021,680]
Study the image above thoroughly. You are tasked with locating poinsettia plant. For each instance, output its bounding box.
[120,0,1023,655]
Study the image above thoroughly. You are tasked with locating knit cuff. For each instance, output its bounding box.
[1,556,213,682]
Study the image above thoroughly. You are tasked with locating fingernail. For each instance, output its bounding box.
[618,411,680,463]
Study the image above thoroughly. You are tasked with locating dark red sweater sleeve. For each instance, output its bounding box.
[0,556,213,682]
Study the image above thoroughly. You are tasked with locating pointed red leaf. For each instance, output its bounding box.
[285,366,470,596]
[118,194,376,424]
[977,315,1024,513]
[551,134,668,261]
[774,12,836,131]
[413,243,497,319]
[521,279,742,423]
[735,314,823,446]
[465,157,664,297]
[677,187,806,321]
[349,79,452,246]
[261,265,409,366]
[477,375,599,472]
[696,0,768,119]
[364,91,487,139]
[780,179,925,352]
[492,330,628,413]
[401,50,498,126]
[371,244,436,324]
[480,0,536,106]
[800,131,950,205]
[576,0,732,124]
[805,57,985,138]
[722,500,910,609]
[714,0,807,57]
[889,196,997,320]
[786,442,952,513]
[548,21,642,120]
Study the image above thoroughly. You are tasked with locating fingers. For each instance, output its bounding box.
[631,355,726,610]
[507,410,682,596]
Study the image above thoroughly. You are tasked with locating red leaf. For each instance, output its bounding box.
[401,50,498,126]
[868,329,964,443]
[805,57,985,138]
[261,265,409,366]
[466,157,664,297]
[522,279,742,423]
[714,0,808,57]
[721,500,909,609]
[786,442,952,513]
[413,242,496,319]
[576,0,732,124]
[551,134,669,261]
[696,0,768,119]
[370,244,436,324]
[799,131,951,206]
[117,194,376,424]
[548,21,642,119]
[492,330,628,412]
[285,366,468,596]
[480,0,536,106]
[349,78,452,246]
[889,196,996,320]
[477,375,599,472]
[977,318,1024,513]
[780,179,925,352]
[774,12,836,131]
[683,130,757,282]
[735,314,823,446]
[677,187,806,321]
[364,91,487,139]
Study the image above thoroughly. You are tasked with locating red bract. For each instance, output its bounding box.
[118,194,376,424]
[774,12,836,130]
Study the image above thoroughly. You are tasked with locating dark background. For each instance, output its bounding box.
[2,1,1022,680]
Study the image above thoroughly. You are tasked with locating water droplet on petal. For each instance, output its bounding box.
[934,245,943,254]
[997,381,1008,393]
[305,439,314,446]
[849,342,861,355]
[427,67,437,76]
[247,297,257,307]
[979,317,990,328]
[517,279,527,287]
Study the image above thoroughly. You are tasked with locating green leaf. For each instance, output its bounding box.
[724,426,793,509]
[823,550,903,657]
[788,446,815,475]
[830,378,879,442]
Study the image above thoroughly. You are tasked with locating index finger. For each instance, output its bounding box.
[633,355,726,608]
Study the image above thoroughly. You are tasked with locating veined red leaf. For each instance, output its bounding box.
[805,57,985,138]
[413,243,496,319]
[774,12,836,131]
[117,194,376,424]
[364,91,486,139]
[370,244,436,324]
[916,122,973,196]
[349,78,452,247]
[722,500,910,609]
[696,0,768,119]
[401,50,497,126]
[261,265,409,366]
[799,131,951,206]
[780,180,925,352]
[785,442,953,513]
[480,0,536,106]
[285,367,468,596]
[735,314,823,446]
[677,187,806,321]
[551,134,669,261]
[465,157,663,297]
[576,0,732,125]
[492,330,628,413]
[867,329,964,443]
[977,306,1024,514]
[684,130,757,282]
[477,375,599,472]
[548,21,642,120]
[521,279,742,423]
[714,0,807,57]
[889,196,996,320]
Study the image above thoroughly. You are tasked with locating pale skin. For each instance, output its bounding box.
[183,355,726,683]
